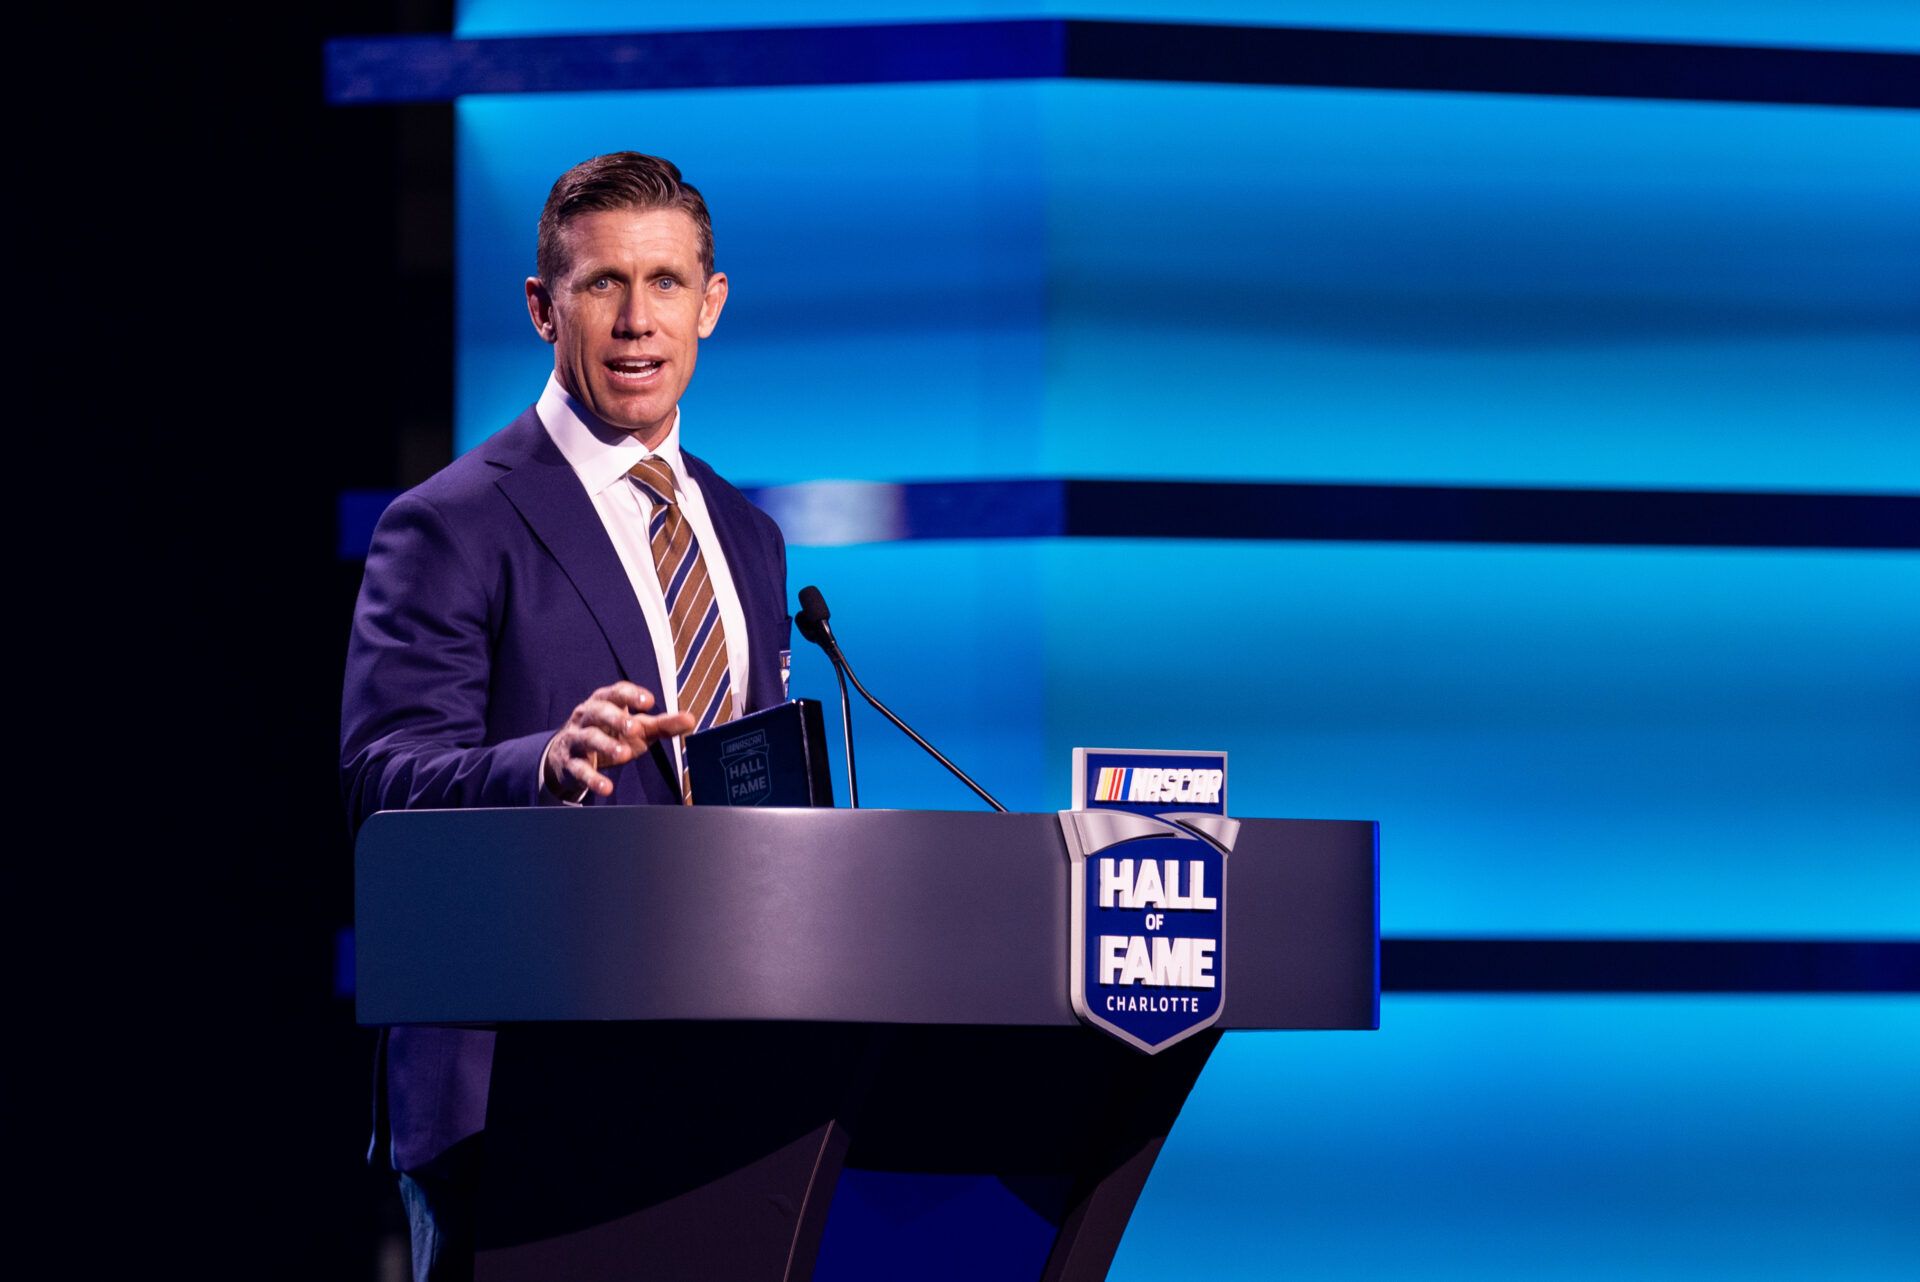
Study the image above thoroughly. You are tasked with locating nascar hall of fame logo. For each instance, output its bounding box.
[718,728,773,805]
[1062,748,1235,1054]
[1074,747,1227,818]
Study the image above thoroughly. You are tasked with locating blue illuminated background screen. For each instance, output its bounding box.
[443,3,1917,1276]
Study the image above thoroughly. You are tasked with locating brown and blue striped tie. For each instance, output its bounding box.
[628,456,735,799]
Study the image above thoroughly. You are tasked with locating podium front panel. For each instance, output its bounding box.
[356,806,1376,1032]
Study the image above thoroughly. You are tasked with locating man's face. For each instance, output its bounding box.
[526,207,728,447]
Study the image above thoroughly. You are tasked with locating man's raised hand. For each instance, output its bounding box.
[543,682,696,801]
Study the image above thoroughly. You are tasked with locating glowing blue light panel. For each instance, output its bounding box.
[1116,997,1920,1280]
[1040,86,1920,492]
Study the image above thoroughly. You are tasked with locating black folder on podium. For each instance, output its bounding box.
[356,805,1377,1281]
[684,697,835,807]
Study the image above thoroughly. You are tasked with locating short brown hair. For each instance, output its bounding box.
[535,151,716,283]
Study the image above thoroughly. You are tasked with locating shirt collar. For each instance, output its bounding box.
[536,373,687,499]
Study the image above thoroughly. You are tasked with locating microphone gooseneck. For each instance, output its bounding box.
[795,585,1007,814]
[797,586,859,807]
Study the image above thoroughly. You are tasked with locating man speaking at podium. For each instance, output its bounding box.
[340,152,791,1279]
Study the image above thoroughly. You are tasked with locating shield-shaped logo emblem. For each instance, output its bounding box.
[1059,809,1238,1053]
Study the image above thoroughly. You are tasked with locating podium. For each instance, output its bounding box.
[357,806,1377,1280]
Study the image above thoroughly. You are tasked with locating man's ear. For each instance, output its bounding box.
[526,276,556,343]
[697,271,729,339]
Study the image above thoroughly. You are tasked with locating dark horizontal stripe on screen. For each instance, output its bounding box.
[1066,21,1920,108]
[325,20,1919,109]
[326,22,1064,103]
[1383,938,1920,993]
[1060,480,1919,549]
[339,480,1918,558]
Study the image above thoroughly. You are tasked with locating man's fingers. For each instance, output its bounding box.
[575,699,637,737]
[544,730,613,799]
[576,703,692,746]
[595,682,659,714]
[564,753,614,797]
[550,691,697,802]
[577,693,694,735]
[573,727,635,763]
[631,711,697,742]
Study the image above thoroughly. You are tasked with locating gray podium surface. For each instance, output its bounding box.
[356,806,1378,1032]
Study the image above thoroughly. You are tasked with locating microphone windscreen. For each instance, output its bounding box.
[795,585,831,644]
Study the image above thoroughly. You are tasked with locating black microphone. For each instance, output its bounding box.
[795,584,834,650]
[796,586,859,807]
[794,585,1007,813]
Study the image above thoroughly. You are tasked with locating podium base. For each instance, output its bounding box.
[473,1023,1219,1282]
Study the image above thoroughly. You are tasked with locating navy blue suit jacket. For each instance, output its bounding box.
[341,405,790,1171]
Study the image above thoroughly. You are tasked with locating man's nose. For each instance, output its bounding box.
[613,289,654,337]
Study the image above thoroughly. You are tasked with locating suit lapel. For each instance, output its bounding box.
[489,410,668,702]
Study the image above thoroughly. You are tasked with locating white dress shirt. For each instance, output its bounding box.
[536,374,752,788]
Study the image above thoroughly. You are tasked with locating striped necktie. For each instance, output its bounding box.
[628,456,736,798]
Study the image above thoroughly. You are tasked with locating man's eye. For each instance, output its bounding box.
[590,276,615,290]
[656,278,680,292]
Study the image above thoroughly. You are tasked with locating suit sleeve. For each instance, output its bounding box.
[340,490,556,835]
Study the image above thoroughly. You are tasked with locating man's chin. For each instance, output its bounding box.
[582,391,671,441]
